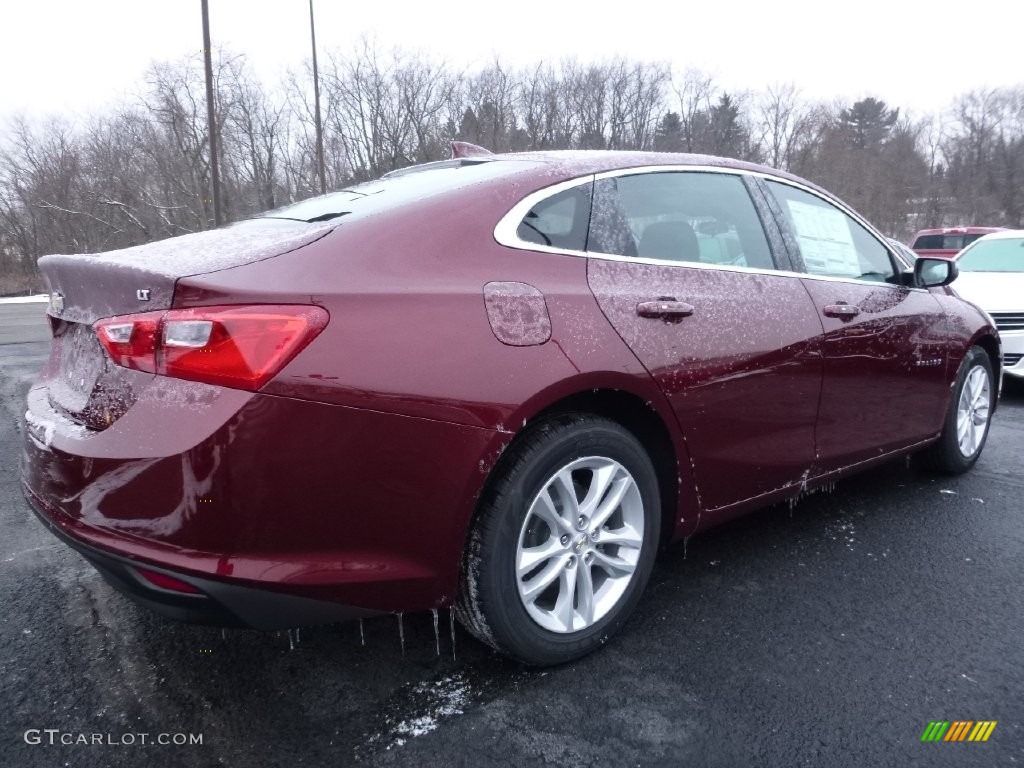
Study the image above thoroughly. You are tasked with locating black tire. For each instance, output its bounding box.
[924,346,995,473]
[456,413,660,666]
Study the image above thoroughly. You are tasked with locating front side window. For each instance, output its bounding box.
[516,182,592,251]
[766,181,896,283]
[586,172,775,270]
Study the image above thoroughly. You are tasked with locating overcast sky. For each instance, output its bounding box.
[1,0,1018,119]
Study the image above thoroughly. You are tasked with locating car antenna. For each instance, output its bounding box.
[451,141,494,159]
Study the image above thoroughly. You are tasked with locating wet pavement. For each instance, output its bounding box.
[1,336,1022,767]
[0,300,50,344]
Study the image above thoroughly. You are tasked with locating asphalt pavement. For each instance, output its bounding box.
[0,299,51,344]
[1,303,1021,767]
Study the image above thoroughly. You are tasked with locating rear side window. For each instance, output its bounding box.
[586,172,775,269]
[516,182,592,251]
[766,181,896,283]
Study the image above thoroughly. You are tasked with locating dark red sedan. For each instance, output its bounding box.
[22,150,1000,665]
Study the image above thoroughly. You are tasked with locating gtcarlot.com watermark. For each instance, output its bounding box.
[25,729,202,746]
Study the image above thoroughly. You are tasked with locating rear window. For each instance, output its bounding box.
[912,233,987,251]
[257,160,536,224]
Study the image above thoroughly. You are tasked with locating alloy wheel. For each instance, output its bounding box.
[956,365,991,458]
[515,457,645,633]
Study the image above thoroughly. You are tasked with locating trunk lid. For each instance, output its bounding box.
[36,219,335,429]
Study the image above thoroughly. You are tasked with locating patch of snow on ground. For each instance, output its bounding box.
[824,519,857,552]
[372,674,471,752]
[0,294,48,304]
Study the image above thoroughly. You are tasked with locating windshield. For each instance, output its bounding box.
[957,237,1024,272]
[255,159,532,223]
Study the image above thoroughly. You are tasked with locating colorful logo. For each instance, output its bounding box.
[921,721,997,742]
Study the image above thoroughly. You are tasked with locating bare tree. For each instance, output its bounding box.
[755,82,814,170]
[2,44,1022,283]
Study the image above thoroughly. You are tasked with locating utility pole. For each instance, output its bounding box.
[310,0,327,195]
[201,0,223,226]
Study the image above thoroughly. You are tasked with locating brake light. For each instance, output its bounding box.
[94,305,328,391]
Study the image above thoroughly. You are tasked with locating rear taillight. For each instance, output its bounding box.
[94,304,328,391]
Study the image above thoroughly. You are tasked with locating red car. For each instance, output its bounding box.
[911,226,1005,259]
[22,150,1000,665]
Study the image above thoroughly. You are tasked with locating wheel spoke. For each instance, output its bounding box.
[532,491,574,537]
[521,554,568,603]
[576,562,595,626]
[591,548,636,577]
[552,470,580,517]
[517,538,563,578]
[591,475,633,530]
[966,370,979,402]
[972,369,986,400]
[552,566,577,630]
[578,464,618,517]
[962,423,976,456]
[957,415,971,442]
[595,525,643,550]
[972,389,988,410]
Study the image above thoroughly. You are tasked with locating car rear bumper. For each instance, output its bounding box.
[21,381,499,622]
[24,486,378,628]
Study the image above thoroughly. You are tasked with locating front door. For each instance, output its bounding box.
[763,180,949,470]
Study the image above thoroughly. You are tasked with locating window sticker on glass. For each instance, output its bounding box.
[786,199,861,277]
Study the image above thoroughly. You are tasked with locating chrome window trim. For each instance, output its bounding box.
[492,164,927,292]
[492,174,597,257]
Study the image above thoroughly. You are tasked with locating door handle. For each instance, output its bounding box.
[636,299,695,320]
[823,303,860,319]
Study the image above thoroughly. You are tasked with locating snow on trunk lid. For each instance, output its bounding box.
[36,218,335,429]
[39,219,335,325]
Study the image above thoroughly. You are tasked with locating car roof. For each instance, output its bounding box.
[500,149,825,191]
[971,229,1024,241]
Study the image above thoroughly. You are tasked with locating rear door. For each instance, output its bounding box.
[762,179,949,469]
[585,169,823,512]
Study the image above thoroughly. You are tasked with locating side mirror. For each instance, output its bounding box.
[914,257,958,288]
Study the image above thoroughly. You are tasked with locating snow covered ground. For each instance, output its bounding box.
[0,294,47,304]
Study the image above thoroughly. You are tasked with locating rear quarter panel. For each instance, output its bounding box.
[172,178,697,599]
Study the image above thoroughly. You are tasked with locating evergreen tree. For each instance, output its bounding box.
[838,97,899,150]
